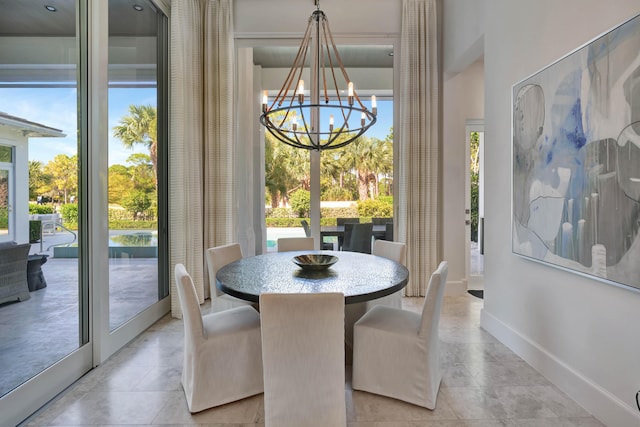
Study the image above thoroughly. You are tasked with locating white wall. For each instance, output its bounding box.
[442,0,484,75]
[481,1,640,426]
[443,59,484,292]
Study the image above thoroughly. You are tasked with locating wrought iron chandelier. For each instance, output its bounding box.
[259,1,377,151]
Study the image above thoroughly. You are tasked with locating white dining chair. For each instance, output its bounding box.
[277,236,314,252]
[367,239,406,310]
[174,263,263,413]
[352,261,448,409]
[260,292,346,427]
[206,243,254,312]
[344,240,406,358]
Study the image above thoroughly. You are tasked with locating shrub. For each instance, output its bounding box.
[122,191,152,220]
[321,186,354,201]
[108,206,134,221]
[29,203,55,214]
[266,207,297,219]
[60,203,78,223]
[289,189,310,218]
[357,198,393,217]
[320,206,358,219]
[29,220,42,243]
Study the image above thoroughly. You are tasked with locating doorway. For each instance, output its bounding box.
[465,120,484,290]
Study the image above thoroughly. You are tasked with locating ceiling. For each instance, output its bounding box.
[0,0,159,37]
[0,1,393,71]
[253,45,394,69]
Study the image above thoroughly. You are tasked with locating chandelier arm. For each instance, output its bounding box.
[320,32,329,104]
[296,105,312,144]
[268,128,314,150]
[321,20,347,114]
[274,18,314,108]
[324,17,352,89]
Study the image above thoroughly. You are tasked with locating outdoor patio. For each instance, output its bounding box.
[0,230,158,397]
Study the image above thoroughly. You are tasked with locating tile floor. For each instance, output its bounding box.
[20,294,605,426]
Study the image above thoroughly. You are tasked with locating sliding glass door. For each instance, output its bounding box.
[0,1,87,424]
[0,1,170,424]
[107,0,168,332]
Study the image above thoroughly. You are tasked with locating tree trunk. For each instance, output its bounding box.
[357,170,368,201]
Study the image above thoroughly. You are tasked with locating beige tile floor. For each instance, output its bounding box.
[21,294,604,426]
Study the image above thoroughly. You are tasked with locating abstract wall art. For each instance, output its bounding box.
[512,13,640,291]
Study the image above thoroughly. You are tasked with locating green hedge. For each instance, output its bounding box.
[29,220,42,243]
[29,203,55,214]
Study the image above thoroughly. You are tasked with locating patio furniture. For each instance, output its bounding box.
[352,261,448,409]
[301,220,334,249]
[372,217,393,225]
[260,292,346,427]
[277,237,315,252]
[336,217,359,250]
[342,222,373,253]
[0,242,31,304]
[205,243,254,312]
[174,263,263,413]
[384,221,394,241]
[27,254,49,291]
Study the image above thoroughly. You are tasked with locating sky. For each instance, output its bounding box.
[0,88,393,166]
[0,87,155,166]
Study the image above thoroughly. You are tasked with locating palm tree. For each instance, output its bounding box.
[112,105,158,187]
[339,136,392,200]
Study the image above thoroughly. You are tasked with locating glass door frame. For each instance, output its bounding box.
[235,36,399,255]
[93,0,171,364]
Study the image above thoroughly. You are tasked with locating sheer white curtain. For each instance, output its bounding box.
[397,0,441,296]
[170,0,236,317]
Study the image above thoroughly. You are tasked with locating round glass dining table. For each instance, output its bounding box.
[216,250,409,304]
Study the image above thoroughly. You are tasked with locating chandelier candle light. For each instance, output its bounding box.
[259,0,377,150]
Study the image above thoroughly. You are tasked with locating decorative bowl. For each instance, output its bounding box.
[292,254,339,271]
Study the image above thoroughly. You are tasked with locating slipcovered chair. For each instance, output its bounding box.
[174,263,263,413]
[352,261,449,410]
[344,240,406,359]
[206,243,253,312]
[277,237,314,252]
[367,240,406,309]
[260,292,346,427]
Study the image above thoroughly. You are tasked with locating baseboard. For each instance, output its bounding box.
[444,280,466,296]
[480,309,640,427]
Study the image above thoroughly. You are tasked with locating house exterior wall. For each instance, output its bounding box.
[0,127,29,244]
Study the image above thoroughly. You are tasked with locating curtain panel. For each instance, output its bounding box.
[398,0,441,296]
[170,0,236,317]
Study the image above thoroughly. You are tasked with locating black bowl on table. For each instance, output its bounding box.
[292,254,339,271]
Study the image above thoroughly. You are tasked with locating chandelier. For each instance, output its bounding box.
[259,1,377,151]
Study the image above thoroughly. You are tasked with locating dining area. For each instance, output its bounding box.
[21,258,600,426]
[173,235,449,426]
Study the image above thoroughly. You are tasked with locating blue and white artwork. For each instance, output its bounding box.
[512,13,640,291]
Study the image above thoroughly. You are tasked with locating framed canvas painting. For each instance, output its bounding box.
[512,13,640,291]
